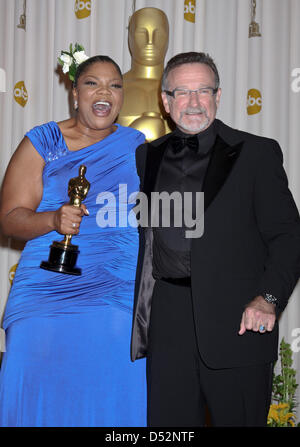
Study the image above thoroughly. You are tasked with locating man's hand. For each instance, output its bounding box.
[239,295,276,335]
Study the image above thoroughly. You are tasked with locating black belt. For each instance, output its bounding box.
[160,277,191,287]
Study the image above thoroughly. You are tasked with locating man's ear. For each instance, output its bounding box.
[161,91,170,114]
[215,88,222,108]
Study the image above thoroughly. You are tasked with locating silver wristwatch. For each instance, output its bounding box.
[262,293,278,306]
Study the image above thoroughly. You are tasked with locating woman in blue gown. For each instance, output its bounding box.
[0,55,146,426]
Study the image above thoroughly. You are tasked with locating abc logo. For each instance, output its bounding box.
[247,88,262,115]
[9,264,18,286]
[75,0,91,19]
[14,81,28,107]
[184,0,196,23]
[291,68,300,93]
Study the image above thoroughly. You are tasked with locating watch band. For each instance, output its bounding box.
[262,293,278,306]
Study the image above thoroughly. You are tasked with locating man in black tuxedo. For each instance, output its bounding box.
[130,52,300,426]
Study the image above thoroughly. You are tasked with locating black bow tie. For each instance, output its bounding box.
[170,135,199,154]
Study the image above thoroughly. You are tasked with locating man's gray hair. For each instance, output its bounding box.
[161,52,220,91]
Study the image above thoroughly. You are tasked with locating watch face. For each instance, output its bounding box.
[263,293,277,305]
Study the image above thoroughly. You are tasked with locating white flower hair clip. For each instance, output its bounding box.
[58,43,89,82]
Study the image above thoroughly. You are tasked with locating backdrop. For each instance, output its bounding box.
[0,0,300,423]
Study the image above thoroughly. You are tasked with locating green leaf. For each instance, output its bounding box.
[61,50,72,57]
[74,43,84,53]
[69,63,77,80]
[271,337,299,419]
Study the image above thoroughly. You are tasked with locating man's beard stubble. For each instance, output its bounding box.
[178,106,210,133]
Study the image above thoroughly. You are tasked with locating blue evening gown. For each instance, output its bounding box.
[0,122,146,427]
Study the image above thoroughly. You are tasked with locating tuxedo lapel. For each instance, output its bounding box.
[202,135,243,211]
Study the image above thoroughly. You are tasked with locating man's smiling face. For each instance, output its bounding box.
[161,63,221,134]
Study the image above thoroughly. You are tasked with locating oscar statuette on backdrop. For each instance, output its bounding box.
[117,7,171,141]
[249,0,261,37]
[40,165,90,275]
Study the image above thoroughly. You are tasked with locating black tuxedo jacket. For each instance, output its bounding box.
[130,119,300,368]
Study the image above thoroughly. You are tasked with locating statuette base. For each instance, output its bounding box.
[40,241,81,276]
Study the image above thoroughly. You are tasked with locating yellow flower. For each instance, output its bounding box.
[268,405,279,423]
[283,412,295,426]
[278,403,289,409]
[267,403,296,427]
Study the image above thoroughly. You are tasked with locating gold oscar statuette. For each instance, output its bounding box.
[117,7,171,142]
[249,0,261,37]
[17,0,26,30]
[40,165,90,275]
